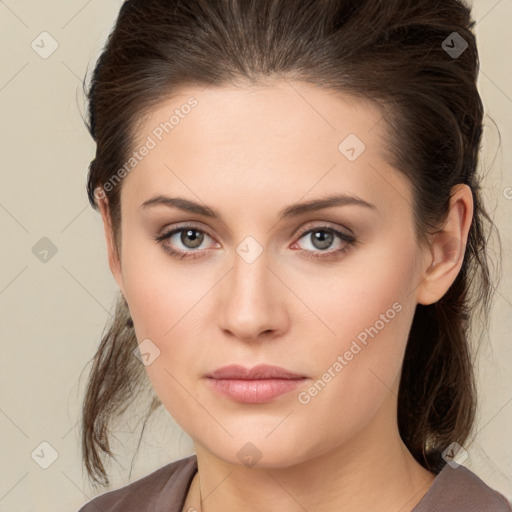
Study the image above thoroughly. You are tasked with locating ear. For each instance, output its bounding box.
[96,189,125,295]
[416,184,474,306]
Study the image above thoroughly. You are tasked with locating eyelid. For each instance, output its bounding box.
[294,221,354,238]
[154,220,356,259]
[157,220,353,244]
[156,221,215,240]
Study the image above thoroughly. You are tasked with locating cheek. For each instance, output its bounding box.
[291,233,418,351]
[120,233,206,337]
[119,241,218,399]
[123,262,209,425]
[293,239,419,414]
[291,297,416,454]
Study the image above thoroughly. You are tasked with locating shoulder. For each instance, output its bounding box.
[76,455,197,512]
[414,463,512,512]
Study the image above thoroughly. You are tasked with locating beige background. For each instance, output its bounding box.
[0,1,510,510]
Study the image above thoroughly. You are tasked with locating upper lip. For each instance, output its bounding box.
[206,364,306,380]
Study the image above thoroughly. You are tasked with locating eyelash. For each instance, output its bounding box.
[153,223,356,261]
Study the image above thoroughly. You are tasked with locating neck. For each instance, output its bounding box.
[183,397,435,512]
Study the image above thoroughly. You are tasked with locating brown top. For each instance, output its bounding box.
[77,455,512,512]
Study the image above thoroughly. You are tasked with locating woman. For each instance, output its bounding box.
[77,0,511,510]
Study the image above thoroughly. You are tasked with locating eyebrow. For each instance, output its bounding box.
[141,193,377,222]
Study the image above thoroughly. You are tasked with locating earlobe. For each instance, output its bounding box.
[416,184,473,306]
[96,190,125,294]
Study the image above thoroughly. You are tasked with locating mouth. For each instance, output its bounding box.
[204,364,308,404]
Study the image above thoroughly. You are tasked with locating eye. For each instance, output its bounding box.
[154,224,218,260]
[292,225,356,259]
[153,223,356,261]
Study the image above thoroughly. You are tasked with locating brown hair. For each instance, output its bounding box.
[81,0,501,487]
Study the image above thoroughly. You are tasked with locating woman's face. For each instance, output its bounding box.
[107,80,433,467]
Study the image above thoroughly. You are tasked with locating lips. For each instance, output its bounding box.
[206,364,306,380]
[205,364,308,403]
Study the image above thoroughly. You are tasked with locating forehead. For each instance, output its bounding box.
[122,80,410,220]
[132,80,386,155]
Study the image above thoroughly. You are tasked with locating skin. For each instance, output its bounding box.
[97,79,473,512]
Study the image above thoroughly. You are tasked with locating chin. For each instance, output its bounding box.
[195,433,317,470]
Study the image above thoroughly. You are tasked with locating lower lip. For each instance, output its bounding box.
[206,378,306,403]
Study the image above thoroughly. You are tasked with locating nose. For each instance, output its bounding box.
[217,246,289,343]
